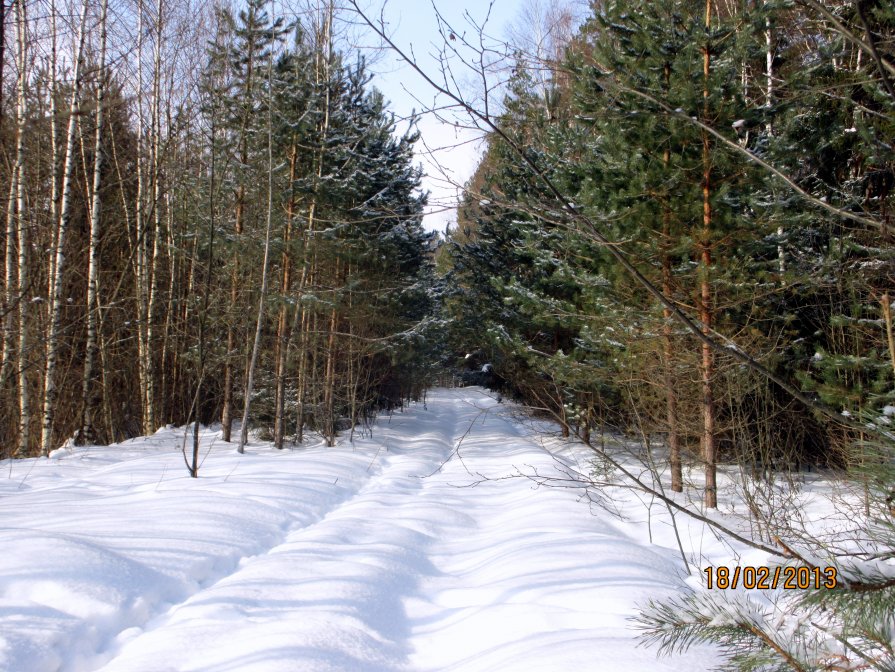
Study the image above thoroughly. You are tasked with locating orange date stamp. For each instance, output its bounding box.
[704,565,838,590]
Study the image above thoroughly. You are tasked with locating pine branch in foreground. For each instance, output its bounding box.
[634,582,895,671]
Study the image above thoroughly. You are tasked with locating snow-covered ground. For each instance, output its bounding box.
[1,387,732,672]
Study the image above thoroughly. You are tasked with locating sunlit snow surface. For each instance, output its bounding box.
[0,388,724,671]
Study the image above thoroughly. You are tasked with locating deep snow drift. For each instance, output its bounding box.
[0,387,726,671]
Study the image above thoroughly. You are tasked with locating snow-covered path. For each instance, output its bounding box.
[1,388,718,671]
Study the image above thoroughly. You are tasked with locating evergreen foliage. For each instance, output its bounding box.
[0,0,436,454]
[2,0,894,665]
[443,0,895,668]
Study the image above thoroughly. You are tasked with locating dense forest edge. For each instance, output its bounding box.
[430,0,895,667]
[0,0,440,459]
[2,0,894,668]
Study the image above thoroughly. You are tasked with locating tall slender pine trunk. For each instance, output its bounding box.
[294,287,311,443]
[222,5,259,442]
[662,173,682,491]
[238,54,276,454]
[323,304,338,447]
[222,185,246,443]
[296,8,333,444]
[273,146,298,449]
[322,257,340,447]
[765,8,783,278]
[660,62,683,493]
[292,238,314,444]
[188,36,222,477]
[701,0,717,508]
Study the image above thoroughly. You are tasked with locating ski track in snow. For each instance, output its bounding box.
[0,388,721,672]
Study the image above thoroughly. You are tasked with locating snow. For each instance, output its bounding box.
[0,387,729,672]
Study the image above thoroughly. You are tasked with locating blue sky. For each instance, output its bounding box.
[356,0,522,233]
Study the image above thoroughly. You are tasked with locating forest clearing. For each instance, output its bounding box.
[0,387,797,671]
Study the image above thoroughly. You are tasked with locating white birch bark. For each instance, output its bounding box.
[40,0,90,456]
[47,0,60,298]
[2,147,19,390]
[134,0,153,436]
[78,0,109,445]
[317,1,336,446]
[0,0,5,128]
[143,0,164,434]
[11,0,30,455]
[1,3,22,383]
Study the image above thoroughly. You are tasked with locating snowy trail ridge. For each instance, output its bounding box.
[0,388,719,672]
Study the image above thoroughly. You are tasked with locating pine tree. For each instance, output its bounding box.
[630,2,895,668]
[196,14,435,446]
[208,0,287,442]
[440,0,895,664]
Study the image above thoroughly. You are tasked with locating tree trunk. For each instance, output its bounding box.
[238,55,276,454]
[292,237,315,445]
[295,10,334,445]
[188,47,221,477]
[323,304,338,447]
[294,298,310,443]
[765,9,784,278]
[10,0,29,456]
[221,279,236,441]
[0,0,5,131]
[222,187,246,443]
[134,0,154,437]
[142,0,164,435]
[77,0,109,446]
[701,0,717,508]
[1,0,27,392]
[16,160,29,458]
[222,1,259,442]
[46,0,60,302]
[40,0,89,456]
[2,177,18,393]
[273,146,298,449]
[661,61,683,493]
[161,189,177,420]
[322,257,340,447]
[663,228,683,493]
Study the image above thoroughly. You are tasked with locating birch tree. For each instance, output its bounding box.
[41,0,90,456]
[1,0,28,393]
[77,0,110,446]
[5,0,30,456]
[144,0,165,435]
